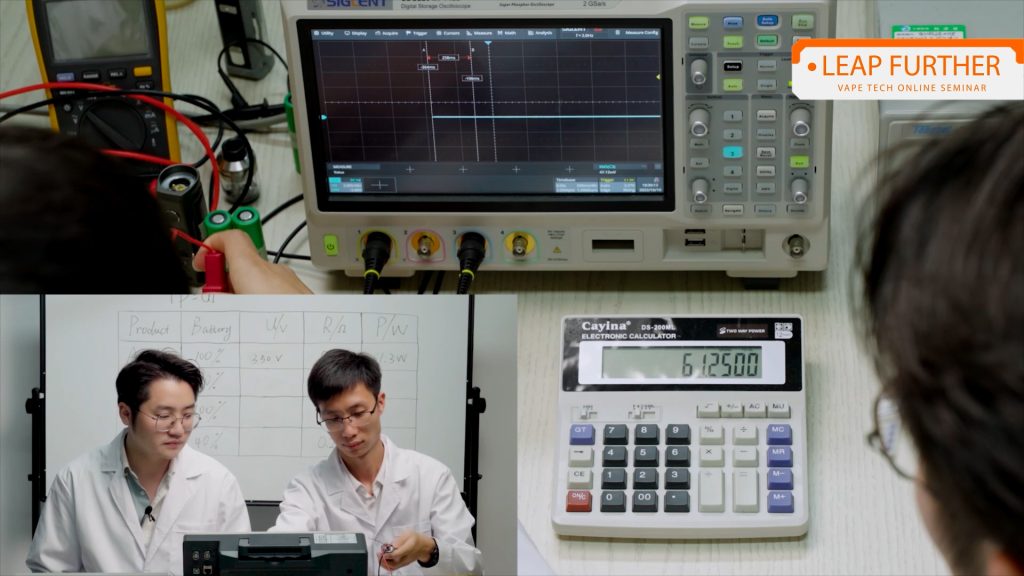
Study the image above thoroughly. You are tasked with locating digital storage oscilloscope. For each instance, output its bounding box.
[282,1,836,280]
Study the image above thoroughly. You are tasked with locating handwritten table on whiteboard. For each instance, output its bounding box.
[118,309,421,459]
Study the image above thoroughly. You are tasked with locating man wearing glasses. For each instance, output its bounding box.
[860,102,1023,575]
[271,349,483,575]
[27,350,250,573]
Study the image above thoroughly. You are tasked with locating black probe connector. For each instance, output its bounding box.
[455,232,486,295]
[361,232,392,294]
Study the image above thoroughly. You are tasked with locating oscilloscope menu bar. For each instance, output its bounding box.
[311,28,662,40]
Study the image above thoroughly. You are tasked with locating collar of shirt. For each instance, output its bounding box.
[338,440,388,503]
[120,434,175,526]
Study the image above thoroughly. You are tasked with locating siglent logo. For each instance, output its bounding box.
[582,321,630,332]
[318,0,388,8]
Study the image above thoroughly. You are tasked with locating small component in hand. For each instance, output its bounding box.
[202,251,228,293]
[381,543,395,554]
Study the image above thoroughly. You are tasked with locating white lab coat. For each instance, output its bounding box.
[27,429,250,574]
[271,435,483,575]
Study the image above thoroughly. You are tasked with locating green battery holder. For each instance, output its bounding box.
[203,210,233,237]
[231,207,267,259]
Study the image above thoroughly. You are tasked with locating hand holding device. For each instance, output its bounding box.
[379,530,433,570]
[194,229,312,294]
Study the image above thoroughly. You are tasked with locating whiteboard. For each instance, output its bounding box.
[44,295,468,502]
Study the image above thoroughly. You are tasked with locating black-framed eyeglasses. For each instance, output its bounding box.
[137,410,201,433]
[316,397,379,432]
[866,392,918,480]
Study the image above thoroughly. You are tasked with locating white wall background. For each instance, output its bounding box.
[0,295,40,575]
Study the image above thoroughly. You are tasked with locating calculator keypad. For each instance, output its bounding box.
[564,401,798,516]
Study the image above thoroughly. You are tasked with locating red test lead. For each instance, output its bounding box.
[202,251,229,293]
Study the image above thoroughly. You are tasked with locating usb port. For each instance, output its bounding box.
[685,238,707,247]
[684,228,706,235]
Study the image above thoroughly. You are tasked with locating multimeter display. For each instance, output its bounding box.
[603,346,762,379]
[47,0,150,62]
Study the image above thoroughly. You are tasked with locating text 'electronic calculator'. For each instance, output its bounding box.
[552,315,807,538]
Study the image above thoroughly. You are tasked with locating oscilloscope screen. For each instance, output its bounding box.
[297,19,675,212]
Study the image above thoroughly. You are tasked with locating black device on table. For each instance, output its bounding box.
[184,532,367,575]
[215,0,275,80]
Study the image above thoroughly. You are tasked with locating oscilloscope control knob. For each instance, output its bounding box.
[690,58,708,86]
[791,178,809,204]
[689,108,710,137]
[692,178,709,204]
[76,99,148,152]
[791,108,812,137]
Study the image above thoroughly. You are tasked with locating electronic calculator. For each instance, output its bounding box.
[551,315,807,538]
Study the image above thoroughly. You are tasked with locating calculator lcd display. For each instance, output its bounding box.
[602,346,762,379]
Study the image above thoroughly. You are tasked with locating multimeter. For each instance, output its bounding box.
[552,315,808,539]
[26,0,180,162]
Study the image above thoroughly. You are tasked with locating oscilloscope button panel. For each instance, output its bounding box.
[683,10,817,217]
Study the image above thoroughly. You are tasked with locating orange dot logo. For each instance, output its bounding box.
[807,62,817,71]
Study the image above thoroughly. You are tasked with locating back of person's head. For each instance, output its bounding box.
[858,102,1024,572]
[116,349,204,421]
[307,349,383,406]
[0,125,189,293]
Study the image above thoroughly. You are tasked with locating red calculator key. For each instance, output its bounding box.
[566,490,592,512]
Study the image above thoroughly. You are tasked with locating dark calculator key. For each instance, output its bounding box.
[634,424,660,445]
[632,490,658,512]
[767,424,793,445]
[665,491,690,512]
[768,468,793,490]
[603,424,629,445]
[632,468,658,489]
[767,446,793,467]
[768,491,794,513]
[602,468,627,489]
[666,424,691,445]
[569,424,595,445]
[633,446,659,467]
[602,446,627,467]
[665,446,691,467]
[600,490,627,512]
[665,468,690,489]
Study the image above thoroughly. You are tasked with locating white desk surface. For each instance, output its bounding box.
[1,1,947,573]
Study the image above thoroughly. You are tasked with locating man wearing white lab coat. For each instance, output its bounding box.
[27,350,250,574]
[271,349,483,575]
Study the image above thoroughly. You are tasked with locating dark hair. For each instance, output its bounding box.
[116,350,204,419]
[0,126,189,293]
[858,102,1024,571]
[307,349,382,407]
